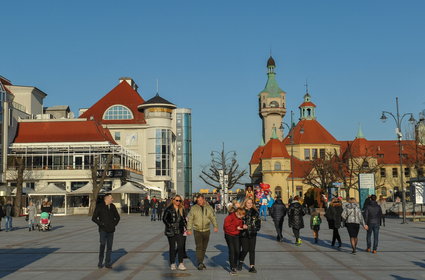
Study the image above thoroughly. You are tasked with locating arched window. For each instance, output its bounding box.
[275,186,282,197]
[274,162,281,171]
[270,101,279,108]
[362,160,369,168]
[307,108,311,116]
[103,105,133,120]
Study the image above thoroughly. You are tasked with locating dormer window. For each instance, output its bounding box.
[269,101,279,108]
[103,105,133,120]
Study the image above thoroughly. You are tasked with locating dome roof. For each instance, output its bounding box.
[267,56,276,67]
[261,138,290,159]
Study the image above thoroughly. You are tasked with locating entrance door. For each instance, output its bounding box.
[73,155,84,169]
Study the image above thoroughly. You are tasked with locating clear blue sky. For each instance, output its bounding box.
[3,1,425,192]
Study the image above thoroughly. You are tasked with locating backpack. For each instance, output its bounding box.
[312,215,321,226]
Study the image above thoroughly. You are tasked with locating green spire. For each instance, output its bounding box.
[271,126,278,139]
[356,124,365,139]
[260,137,265,146]
[258,56,285,97]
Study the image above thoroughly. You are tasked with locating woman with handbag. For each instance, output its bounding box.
[341,198,368,254]
[325,198,343,247]
[163,195,187,271]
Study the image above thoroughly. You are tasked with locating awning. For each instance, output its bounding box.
[110,182,147,194]
[29,183,68,195]
[12,187,36,195]
[70,182,95,195]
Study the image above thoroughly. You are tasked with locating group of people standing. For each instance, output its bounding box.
[0,200,14,232]
[140,196,165,221]
[91,192,386,274]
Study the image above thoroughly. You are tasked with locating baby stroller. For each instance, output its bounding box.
[37,212,51,231]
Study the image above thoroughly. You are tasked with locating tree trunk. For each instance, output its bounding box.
[88,154,113,216]
[14,157,25,217]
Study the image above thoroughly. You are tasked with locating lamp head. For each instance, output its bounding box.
[408,114,416,124]
[380,112,387,123]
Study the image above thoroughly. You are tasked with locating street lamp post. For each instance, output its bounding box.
[380,97,416,224]
[281,111,295,202]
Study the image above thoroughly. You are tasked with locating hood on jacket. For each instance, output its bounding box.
[345,202,359,209]
[275,199,284,204]
[291,201,302,207]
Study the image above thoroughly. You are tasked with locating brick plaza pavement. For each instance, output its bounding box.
[0,213,424,280]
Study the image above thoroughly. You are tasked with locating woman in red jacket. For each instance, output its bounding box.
[223,208,247,275]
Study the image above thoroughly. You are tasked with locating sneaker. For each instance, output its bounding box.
[178,263,186,271]
[372,250,377,254]
[97,263,103,269]
[230,268,237,275]
[171,264,177,271]
[338,243,342,248]
[249,266,257,273]
[351,250,356,255]
[197,263,205,270]
[237,262,243,271]
[105,264,112,269]
[366,248,371,253]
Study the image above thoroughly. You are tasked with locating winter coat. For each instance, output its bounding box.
[341,203,365,226]
[223,212,244,236]
[240,208,261,238]
[288,201,305,229]
[378,199,387,214]
[364,201,382,225]
[5,203,13,217]
[267,197,275,208]
[92,202,121,233]
[150,199,159,209]
[0,205,4,218]
[270,199,287,222]
[162,205,186,237]
[325,203,343,229]
[187,203,218,232]
[27,205,37,220]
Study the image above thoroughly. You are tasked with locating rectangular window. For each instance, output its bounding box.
[380,168,386,178]
[319,149,326,159]
[418,168,424,177]
[155,129,171,176]
[114,132,121,140]
[312,149,318,159]
[392,168,398,178]
[404,167,410,177]
[304,149,310,160]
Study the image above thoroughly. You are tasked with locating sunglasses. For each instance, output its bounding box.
[174,200,182,202]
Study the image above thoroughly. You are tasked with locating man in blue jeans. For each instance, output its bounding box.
[364,195,382,254]
[92,193,120,268]
[4,200,14,232]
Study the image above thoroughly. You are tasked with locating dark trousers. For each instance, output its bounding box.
[99,231,114,266]
[240,236,256,265]
[366,224,380,251]
[292,228,300,240]
[167,234,185,264]
[332,228,341,245]
[380,215,385,226]
[274,218,283,239]
[157,210,163,221]
[225,234,240,269]
[145,208,150,216]
[194,230,210,264]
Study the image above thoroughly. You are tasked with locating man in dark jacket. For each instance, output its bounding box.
[270,196,287,241]
[144,197,150,216]
[364,195,382,253]
[4,200,13,232]
[288,196,305,246]
[92,193,120,268]
[0,202,5,231]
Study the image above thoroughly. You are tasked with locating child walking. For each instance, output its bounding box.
[223,208,247,275]
[310,208,322,243]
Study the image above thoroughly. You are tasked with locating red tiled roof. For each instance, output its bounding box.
[261,139,290,159]
[250,145,265,164]
[80,81,146,124]
[290,157,313,178]
[13,121,117,144]
[299,101,316,108]
[339,139,417,164]
[284,119,339,145]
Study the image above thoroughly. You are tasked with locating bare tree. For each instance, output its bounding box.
[199,144,247,190]
[88,154,113,215]
[303,150,340,191]
[336,142,384,200]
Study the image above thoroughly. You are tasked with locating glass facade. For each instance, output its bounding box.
[155,129,171,176]
[104,105,133,120]
[176,111,192,197]
[0,84,6,178]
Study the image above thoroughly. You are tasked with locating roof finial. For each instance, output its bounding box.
[156,78,159,96]
[271,124,278,139]
[305,79,309,94]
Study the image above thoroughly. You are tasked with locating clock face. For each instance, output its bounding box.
[126,133,138,145]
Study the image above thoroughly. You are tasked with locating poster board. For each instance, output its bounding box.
[411,182,425,204]
[358,173,375,209]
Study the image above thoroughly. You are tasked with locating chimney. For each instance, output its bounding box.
[119,77,138,92]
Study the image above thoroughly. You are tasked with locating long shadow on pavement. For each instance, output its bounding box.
[390,275,418,280]
[257,232,292,244]
[0,247,59,278]
[210,244,228,271]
